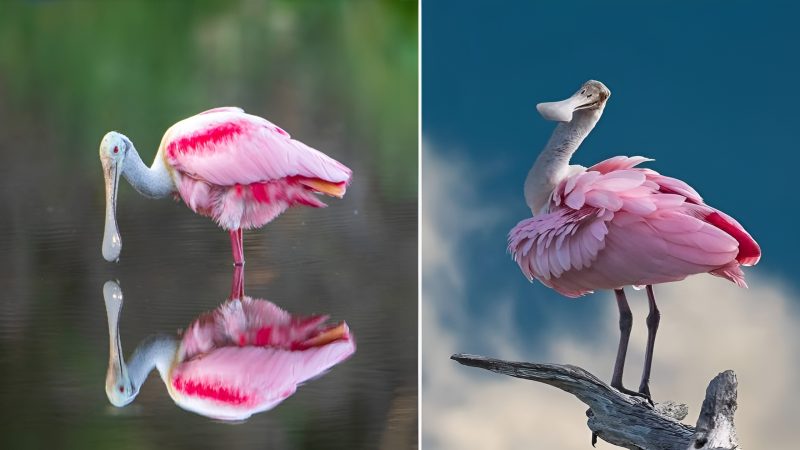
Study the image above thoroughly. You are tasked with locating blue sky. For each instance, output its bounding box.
[422,1,799,448]
[424,0,798,340]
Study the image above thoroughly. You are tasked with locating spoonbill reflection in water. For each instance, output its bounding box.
[103,281,355,421]
[508,80,760,400]
[99,107,352,264]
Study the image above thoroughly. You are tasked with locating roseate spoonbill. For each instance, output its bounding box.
[508,80,760,400]
[103,281,355,420]
[99,107,352,264]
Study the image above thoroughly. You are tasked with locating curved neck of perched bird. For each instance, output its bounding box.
[125,334,179,387]
[122,145,175,199]
[524,108,603,214]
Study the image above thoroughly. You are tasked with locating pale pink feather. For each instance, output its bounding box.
[161,108,352,230]
[509,156,761,297]
[167,297,355,420]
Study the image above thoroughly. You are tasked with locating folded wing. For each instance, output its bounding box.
[509,156,757,296]
[162,108,351,189]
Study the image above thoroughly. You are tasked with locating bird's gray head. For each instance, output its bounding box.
[105,366,138,407]
[536,80,611,123]
[99,132,132,262]
[99,131,131,165]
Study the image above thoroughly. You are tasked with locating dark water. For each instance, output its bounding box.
[0,1,418,448]
[0,177,417,449]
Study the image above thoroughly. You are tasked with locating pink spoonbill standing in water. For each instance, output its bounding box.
[99,107,352,264]
[103,281,355,420]
[508,80,760,400]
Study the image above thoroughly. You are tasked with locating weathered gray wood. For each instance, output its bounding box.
[451,353,740,450]
[688,370,739,450]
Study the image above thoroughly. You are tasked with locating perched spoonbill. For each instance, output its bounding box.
[508,80,760,400]
[103,281,355,420]
[99,107,352,264]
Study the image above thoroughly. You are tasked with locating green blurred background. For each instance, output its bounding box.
[0,0,416,197]
[0,1,418,449]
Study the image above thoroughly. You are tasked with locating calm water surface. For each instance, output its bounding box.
[0,166,417,449]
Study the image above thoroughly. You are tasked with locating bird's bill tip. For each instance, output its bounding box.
[102,228,122,262]
[537,100,575,122]
[103,280,123,302]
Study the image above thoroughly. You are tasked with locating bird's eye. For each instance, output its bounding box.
[113,146,119,154]
[118,385,124,393]
[580,89,585,94]
[588,94,593,97]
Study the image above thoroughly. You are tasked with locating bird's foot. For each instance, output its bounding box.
[638,382,652,399]
[611,383,654,406]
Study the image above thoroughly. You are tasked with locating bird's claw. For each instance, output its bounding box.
[638,384,654,406]
[631,391,655,407]
[612,384,655,406]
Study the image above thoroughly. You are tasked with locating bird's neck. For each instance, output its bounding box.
[524,109,603,214]
[122,145,175,199]
[126,334,179,389]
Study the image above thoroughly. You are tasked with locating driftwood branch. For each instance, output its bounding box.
[451,354,740,450]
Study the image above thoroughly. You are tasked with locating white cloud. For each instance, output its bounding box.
[422,142,800,449]
[421,142,505,321]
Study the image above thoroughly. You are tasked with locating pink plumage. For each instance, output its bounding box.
[509,156,761,298]
[168,297,355,420]
[162,107,352,231]
[99,107,351,264]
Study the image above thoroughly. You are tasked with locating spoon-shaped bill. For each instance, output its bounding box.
[537,81,609,123]
[536,93,588,123]
[536,99,575,122]
[104,280,123,339]
[101,159,122,262]
[103,280,132,406]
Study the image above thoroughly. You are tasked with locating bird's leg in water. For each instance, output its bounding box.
[230,228,244,266]
[229,263,245,300]
[638,285,661,398]
[611,289,652,403]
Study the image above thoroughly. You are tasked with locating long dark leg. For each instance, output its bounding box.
[230,228,245,266]
[229,263,245,300]
[611,288,633,391]
[638,285,661,398]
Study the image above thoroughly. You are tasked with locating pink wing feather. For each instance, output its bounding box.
[178,297,343,359]
[160,108,352,230]
[170,339,355,419]
[169,297,355,420]
[163,108,351,186]
[509,156,761,297]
